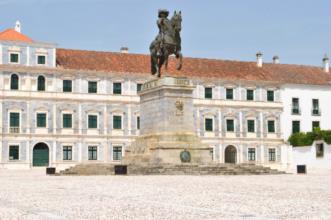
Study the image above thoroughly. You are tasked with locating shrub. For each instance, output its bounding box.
[288,129,331,146]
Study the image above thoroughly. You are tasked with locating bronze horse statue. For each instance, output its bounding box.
[150,10,182,77]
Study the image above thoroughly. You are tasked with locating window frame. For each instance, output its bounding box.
[113,146,123,161]
[267,90,274,102]
[268,148,276,162]
[9,145,19,160]
[9,111,20,133]
[88,146,98,160]
[204,87,213,99]
[292,120,301,134]
[204,117,214,132]
[312,99,320,116]
[63,79,73,92]
[247,119,255,133]
[226,119,235,132]
[88,81,98,94]
[10,74,19,90]
[36,112,47,128]
[291,97,300,115]
[88,114,98,129]
[246,89,254,101]
[62,113,73,128]
[247,147,256,161]
[36,54,47,65]
[137,83,143,93]
[113,82,122,95]
[312,121,320,131]
[267,120,275,133]
[9,52,20,64]
[62,145,73,161]
[113,115,123,130]
[226,88,234,100]
[37,75,46,91]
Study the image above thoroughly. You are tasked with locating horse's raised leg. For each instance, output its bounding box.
[176,51,183,70]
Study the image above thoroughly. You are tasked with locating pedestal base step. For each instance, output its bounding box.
[58,163,286,176]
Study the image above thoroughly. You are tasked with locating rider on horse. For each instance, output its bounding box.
[150,9,182,77]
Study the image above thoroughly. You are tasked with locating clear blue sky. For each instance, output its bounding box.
[0,0,330,66]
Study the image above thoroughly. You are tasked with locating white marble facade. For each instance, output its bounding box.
[1,25,331,172]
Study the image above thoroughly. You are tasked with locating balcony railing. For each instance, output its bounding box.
[291,106,301,115]
[312,108,321,116]
[9,127,20,133]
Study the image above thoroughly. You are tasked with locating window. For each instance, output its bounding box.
[137,116,140,130]
[292,98,300,115]
[62,114,72,128]
[268,148,276,161]
[137,83,143,92]
[10,53,19,63]
[37,75,45,91]
[204,87,212,99]
[88,81,97,93]
[88,146,97,160]
[292,121,300,134]
[37,55,46,65]
[36,113,46,128]
[113,115,122,129]
[9,112,20,133]
[88,115,98,129]
[267,90,274,102]
[63,146,72,160]
[247,120,255,133]
[63,80,72,92]
[113,82,122,95]
[113,146,122,160]
[316,143,324,158]
[226,119,234,132]
[267,120,275,133]
[312,99,320,115]
[312,121,320,131]
[246,89,254,101]
[205,118,213,131]
[248,148,255,161]
[9,145,19,160]
[226,88,233,100]
[10,74,19,90]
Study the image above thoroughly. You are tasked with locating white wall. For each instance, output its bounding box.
[281,84,331,140]
[292,142,331,173]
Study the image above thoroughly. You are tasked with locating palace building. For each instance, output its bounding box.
[1,22,331,171]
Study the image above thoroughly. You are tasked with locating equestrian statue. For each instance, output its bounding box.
[150,9,183,77]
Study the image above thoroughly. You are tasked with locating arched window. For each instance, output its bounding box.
[37,75,45,91]
[10,74,19,90]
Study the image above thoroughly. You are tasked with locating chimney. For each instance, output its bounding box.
[323,54,329,73]
[256,51,263,67]
[120,47,129,54]
[272,55,280,64]
[15,21,21,33]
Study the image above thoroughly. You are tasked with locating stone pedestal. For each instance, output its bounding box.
[124,76,212,165]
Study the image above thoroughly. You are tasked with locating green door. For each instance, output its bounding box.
[33,143,49,167]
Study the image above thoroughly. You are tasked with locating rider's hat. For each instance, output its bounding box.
[158,9,169,18]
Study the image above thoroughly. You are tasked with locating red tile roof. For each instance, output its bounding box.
[56,48,331,86]
[0,29,33,43]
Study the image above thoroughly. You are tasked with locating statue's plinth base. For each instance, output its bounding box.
[124,76,213,166]
[124,133,212,165]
